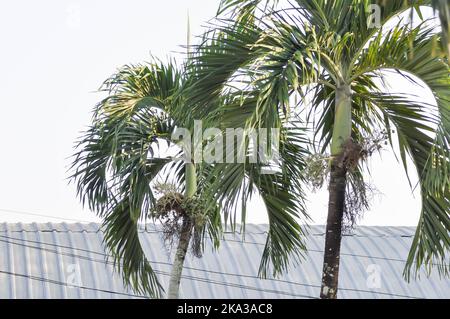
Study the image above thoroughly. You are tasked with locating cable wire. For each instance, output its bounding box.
[0,235,422,299]
[0,207,442,298]
[0,237,318,299]
[0,269,148,298]
[0,207,426,266]
[0,208,93,223]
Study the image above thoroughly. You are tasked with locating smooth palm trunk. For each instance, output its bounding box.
[167,217,193,299]
[320,83,352,299]
[437,1,449,57]
[167,162,197,299]
[320,163,347,299]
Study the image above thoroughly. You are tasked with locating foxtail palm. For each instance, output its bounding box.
[71,56,311,297]
[183,0,450,298]
[70,59,224,298]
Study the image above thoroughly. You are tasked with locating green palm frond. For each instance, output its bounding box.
[181,19,263,122]
[69,0,449,299]
[70,60,191,298]
[363,92,450,278]
[189,0,450,281]
[102,197,161,297]
[342,20,450,278]
[202,110,311,277]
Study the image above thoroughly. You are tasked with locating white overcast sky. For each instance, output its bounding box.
[0,1,438,226]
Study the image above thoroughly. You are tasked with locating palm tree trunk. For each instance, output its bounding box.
[320,83,352,299]
[437,0,449,57]
[167,162,197,299]
[320,163,347,299]
[167,216,193,299]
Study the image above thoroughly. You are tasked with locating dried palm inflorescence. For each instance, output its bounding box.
[305,131,389,231]
[150,183,209,257]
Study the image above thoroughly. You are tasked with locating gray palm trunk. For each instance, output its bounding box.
[167,217,193,299]
[167,162,197,299]
[320,82,352,299]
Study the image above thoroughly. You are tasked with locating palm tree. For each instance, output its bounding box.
[70,56,311,298]
[182,0,450,299]
[70,59,224,298]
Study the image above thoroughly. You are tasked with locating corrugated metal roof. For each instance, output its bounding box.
[0,223,448,299]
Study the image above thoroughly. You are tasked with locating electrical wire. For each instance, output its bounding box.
[121,229,450,269]
[0,235,423,298]
[0,236,318,299]
[0,208,93,223]
[0,207,427,266]
[0,269,148,299]
[0,235,422,299]
[0,207,443,298]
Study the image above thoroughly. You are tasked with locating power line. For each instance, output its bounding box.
[0,236,317,298]
[217,237,450,268]
[0,237,317,299]
[0,235,422,299]
[0,269,148,298]
[0,208,94,223]
[0,235,422,298]
[165,270,318,299]
[0,234,321,291]
[131,228,437,267]
[0,208,447,269]
[0,208,414,264]
[1,207,447,276]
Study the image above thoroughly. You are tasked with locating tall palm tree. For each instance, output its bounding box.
[70,59,223,298]
[183,0,450,299]
[70,56,311,298]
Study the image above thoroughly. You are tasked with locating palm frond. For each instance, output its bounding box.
[363,92,450,279]
[70,60,187,297]
[204,0,450,281]
[181,18,263,122]
[202,116,311,277]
